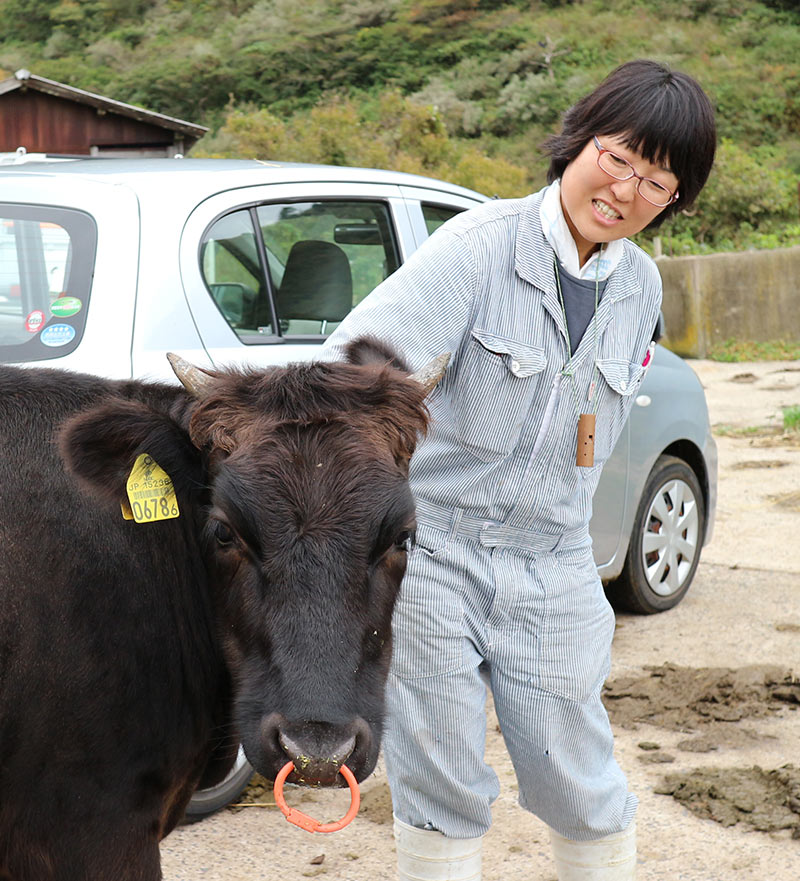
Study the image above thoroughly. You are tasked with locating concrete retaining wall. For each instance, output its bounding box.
[656,245,800,358]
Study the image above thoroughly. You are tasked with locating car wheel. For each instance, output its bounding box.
[610,454,705,614]
[183,746,253,822]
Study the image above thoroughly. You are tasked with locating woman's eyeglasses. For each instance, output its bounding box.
[593,137,679,207]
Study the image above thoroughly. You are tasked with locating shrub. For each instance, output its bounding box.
[196,91,531,198]
[783,405,800,432]
[637,139,800,252]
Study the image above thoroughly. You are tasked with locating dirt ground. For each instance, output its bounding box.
[160,359,800,880]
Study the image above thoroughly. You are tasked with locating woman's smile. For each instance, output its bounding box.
[592,198,623,222]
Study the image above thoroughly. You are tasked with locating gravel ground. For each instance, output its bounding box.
[160,359,800,880]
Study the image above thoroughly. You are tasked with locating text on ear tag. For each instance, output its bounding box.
[125,453,180,523]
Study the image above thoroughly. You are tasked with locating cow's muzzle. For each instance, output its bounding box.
[261,714,372,786]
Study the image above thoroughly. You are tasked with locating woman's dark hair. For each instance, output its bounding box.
[543,59,716,225]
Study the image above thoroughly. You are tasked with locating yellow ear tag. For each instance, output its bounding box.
[125,453,180,523]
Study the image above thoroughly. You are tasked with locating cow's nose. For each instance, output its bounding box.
[279,728,355,786]
[261,715,365,786]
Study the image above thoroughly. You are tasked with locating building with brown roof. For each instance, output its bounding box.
[0,69,208,157]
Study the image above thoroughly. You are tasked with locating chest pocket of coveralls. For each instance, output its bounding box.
[590,357,647,467]
[453,329,547,463]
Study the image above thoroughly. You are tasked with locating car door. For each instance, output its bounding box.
[179,174,629,567]
[179,182,417,370]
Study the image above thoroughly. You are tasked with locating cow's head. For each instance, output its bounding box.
[60,338,445,787]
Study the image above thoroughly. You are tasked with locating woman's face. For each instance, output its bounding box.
[559,133,679,265]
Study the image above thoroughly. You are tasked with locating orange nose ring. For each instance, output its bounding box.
[273,760,361,833]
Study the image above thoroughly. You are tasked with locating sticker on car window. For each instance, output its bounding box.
[25,310,45,334]
[40,324,76,347]
[50,296,82,318]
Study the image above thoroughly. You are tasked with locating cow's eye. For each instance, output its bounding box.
[394,530,414,552]
[212,520,235,547]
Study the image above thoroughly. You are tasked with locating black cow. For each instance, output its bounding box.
[0,339,442,881]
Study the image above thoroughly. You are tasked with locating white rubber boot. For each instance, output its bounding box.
[550,821,636,880]
[394,816,482,881]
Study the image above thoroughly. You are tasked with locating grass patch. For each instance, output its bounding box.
[713,424,775,438]
[782,405,800,432]
[708,340,800,362]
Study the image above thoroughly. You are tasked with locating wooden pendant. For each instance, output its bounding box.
[576,413,596,467]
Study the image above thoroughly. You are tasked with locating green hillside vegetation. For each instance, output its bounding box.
[1,0,799,255]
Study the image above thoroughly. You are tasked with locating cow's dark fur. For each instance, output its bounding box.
[0,342,428,881]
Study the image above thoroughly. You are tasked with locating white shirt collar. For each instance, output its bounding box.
[539,179,624,281]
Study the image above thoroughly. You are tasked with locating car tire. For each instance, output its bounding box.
[609,454,705,615]
[183,746,254,822]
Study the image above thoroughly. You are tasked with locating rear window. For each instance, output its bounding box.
[0,205,97,363]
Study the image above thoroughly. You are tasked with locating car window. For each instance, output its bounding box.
[421,203,464,236]
[201,201,400,341]
[256,201,400,337]
[0,205,96,363]
[200,209,275,338]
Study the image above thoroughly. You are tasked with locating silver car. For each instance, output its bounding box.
[0,157,716,812]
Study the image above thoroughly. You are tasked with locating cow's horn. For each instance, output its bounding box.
[167,352,216,400]
[408,352,450,395]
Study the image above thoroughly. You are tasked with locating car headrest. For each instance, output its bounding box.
[276,240,353,322]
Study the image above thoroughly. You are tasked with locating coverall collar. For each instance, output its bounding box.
[514,189,637,307]
[539,180,624,280]
[514,190,640,365]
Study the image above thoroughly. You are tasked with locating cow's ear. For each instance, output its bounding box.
[344,335,411,372]
[371,378,430,473]
[59,399,204,508]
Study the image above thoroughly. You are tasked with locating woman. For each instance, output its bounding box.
[322,59,716,880]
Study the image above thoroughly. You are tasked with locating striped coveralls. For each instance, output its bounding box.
[322,186,662,841]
